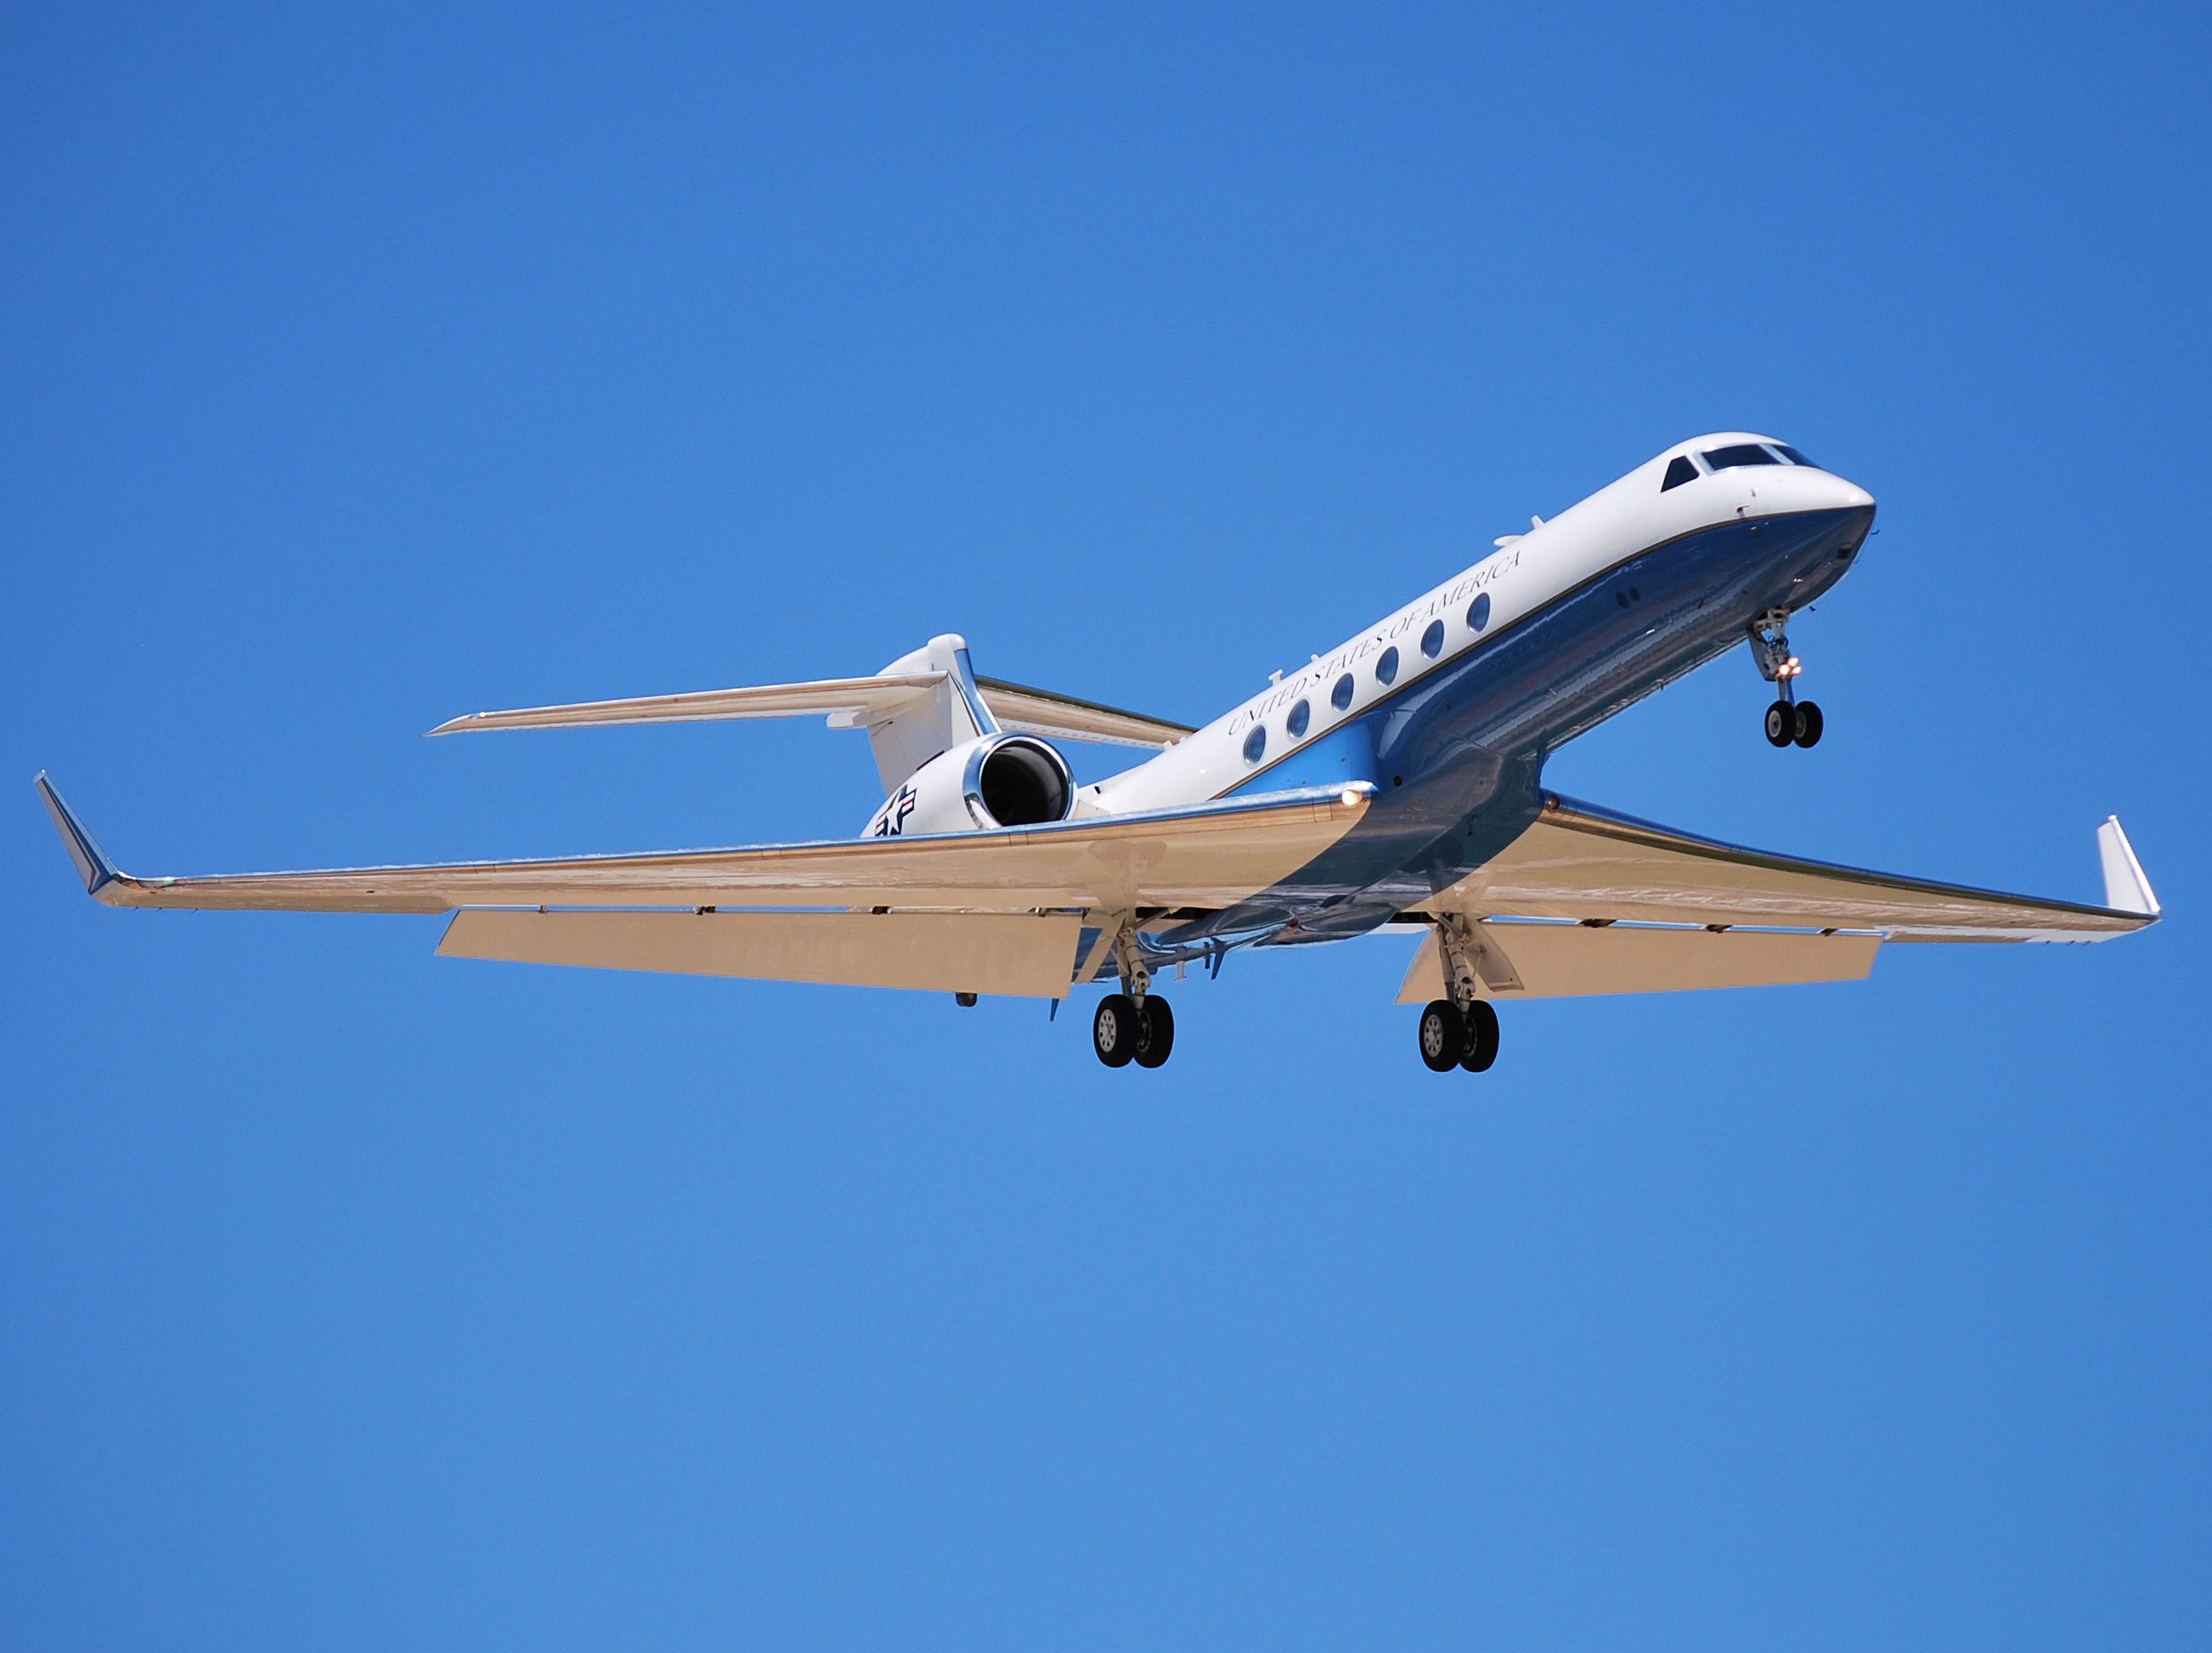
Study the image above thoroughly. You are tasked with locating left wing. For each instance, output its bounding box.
[35,772,1368,917]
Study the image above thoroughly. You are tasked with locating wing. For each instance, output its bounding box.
[1394,792,2158,1002]
[427,674,1193,750]
[35,772,1369,917]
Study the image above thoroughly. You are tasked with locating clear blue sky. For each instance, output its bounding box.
[6,3,2208,1647]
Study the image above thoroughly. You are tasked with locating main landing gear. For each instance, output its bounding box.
[1091,919,1177,1069]
[1416,917,1504,1075]
[1750,609,1823,749]
[1092,992,1175,1069]
[1418,997,1499,1073]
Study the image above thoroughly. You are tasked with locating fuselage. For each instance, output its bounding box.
[1086,433,1877,942]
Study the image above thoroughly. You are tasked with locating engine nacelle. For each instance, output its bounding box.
[861,734,1075,838]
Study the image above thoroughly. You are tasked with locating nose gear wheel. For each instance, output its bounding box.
[1751,610,1824,749]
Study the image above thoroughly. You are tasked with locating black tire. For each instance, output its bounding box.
[1793,700,1824,748]
[1459,999,1500,1072]
[1763,700,1795,748]
[1134,996,1176,1069]
[1419,1000,1464,1071]
[1093,994,1138,1068]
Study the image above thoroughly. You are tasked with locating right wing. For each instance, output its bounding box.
[35,773,1368,917]
[1394,792,2158,1003]
[1436,793,2159,942]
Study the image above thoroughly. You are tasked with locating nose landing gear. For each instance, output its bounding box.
[1752,610,1823,748]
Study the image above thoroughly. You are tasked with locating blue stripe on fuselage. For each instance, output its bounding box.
[1166,505,1872,946]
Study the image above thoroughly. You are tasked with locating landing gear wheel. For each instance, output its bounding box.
[1092,994,1138,1068]
[1792,700,1824,748]
[1419,1000,1464,1072]
[1763,700,1795,748]
[1458,999,1500,1073]
[1133,996,1176,1069]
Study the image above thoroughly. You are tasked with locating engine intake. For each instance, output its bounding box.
[966,736,1074,827]
[861,733,1076,838]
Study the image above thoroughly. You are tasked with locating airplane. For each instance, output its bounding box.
[37,432,2161,1074]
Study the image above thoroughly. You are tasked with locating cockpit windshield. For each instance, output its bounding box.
[1701,443,1784,471]
[1701,441,1822,471]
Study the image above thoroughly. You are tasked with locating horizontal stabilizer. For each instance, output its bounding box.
[441,910,1084,997]
[34,778,1373,917]
[431,671,1191,750]
[428,674,947,736]
[974,678,1193,749]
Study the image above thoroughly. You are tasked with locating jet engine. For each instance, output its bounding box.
[862,733,1075,838]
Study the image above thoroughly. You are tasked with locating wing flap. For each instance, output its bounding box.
[1415,794,2155,944]
[37,776,1372,917]
[1394,923,1879,1001]
[441,909,1084,997]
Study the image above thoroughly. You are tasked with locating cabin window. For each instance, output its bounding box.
[1468,591,1492,631]
[1661,455,1699,490]
[1420,619,1445,659]
[1331,673,1355,711]
[1243,725,1267,764]
[1701,443,1783,471]
[1287,699,1311,738]
[1375,646,1399,686]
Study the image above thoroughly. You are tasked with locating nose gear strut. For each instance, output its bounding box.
[1750,609,1824,749]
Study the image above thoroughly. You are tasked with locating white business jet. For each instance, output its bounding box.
[37,435,2159,1073]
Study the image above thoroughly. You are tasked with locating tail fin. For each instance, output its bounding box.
[849,635,996,789]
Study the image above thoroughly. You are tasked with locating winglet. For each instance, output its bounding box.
[2096,816,2159,918]
[33,773,124,899]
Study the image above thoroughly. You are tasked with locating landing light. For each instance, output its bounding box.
[1341,788,1363,808]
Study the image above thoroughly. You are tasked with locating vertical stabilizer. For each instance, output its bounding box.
[849,635,1000,790]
